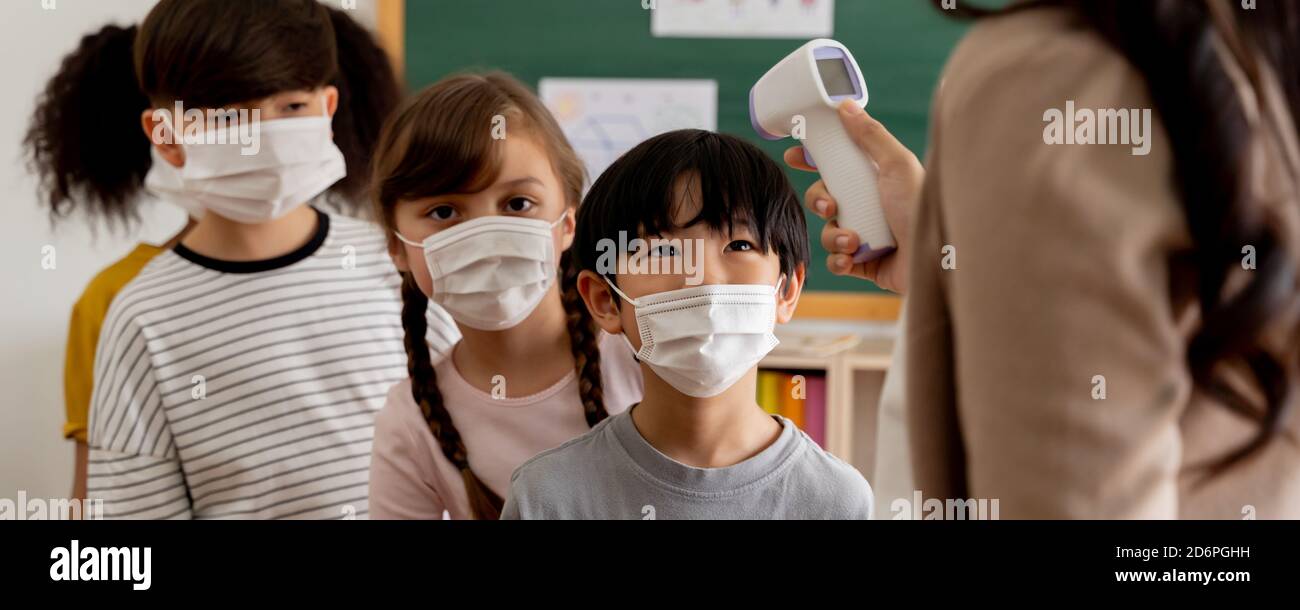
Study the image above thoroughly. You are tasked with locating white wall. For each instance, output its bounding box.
[0,0,379,504]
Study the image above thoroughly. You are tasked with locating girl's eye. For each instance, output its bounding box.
[283,102,309,113]
[505,197,535,213]
[727,240,756,252]
[428,205,457,221]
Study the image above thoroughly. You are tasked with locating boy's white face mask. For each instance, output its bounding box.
[605,277,783,398]
[144,102,346,224]
[396,213,567,331]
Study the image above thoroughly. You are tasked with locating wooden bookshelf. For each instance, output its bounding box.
[760,335,894,478]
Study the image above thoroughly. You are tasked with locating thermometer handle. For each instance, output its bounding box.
[803,109,895,262]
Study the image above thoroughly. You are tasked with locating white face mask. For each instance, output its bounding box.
[143,101,346,224]
[605,277,784,398]
[395,213,567,331]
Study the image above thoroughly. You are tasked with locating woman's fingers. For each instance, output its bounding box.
[827,253,852,275]
[826,252,876,281]
[783,146,816,172]
[805,180,836,219]
[821,221,860,256]
[828,253,863,275]
[805,181,866,276]
[837,101,922,175]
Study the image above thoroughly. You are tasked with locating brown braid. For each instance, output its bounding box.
[399,272,503,519]
[559,249,609,427]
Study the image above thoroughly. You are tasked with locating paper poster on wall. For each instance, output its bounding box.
[539,78,718,184]
[650,0,834,39]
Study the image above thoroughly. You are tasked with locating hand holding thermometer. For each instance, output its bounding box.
[750,39,895,262]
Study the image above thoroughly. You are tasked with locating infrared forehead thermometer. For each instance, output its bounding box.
[751,39,895,262]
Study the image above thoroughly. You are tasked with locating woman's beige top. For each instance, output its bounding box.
[905,7,1300,518]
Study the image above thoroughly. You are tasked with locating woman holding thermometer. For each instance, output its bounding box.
[776,0,1300,519]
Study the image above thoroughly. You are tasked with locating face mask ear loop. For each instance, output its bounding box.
[392,231,424,248]
[775,274,788,299]
[549,209,569,229]
[602,275,645,361]
[602,275,640,309]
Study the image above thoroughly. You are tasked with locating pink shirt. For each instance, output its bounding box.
[369,331,643,519]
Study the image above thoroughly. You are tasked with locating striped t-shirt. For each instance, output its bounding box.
[86,209,459,519]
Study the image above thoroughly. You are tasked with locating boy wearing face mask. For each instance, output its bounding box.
[501,130,874,520]
[71,0,458,519]
[27,4,416,514]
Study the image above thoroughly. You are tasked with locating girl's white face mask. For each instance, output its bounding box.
[143,102,346,224]
[396,213,567,331]
[605,277,783,398]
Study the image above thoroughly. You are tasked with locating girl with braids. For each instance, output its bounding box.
[368,72,644,520]
[30,0,459,519]
[27,4,410,508]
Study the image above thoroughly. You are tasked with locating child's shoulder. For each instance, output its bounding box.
[509,411,621,485]
[784,420,875,519]
[324,211,389,245]
[95,248,190,332]
[376,378,420,429]
[71,243,168,321]
[504,414,622,518]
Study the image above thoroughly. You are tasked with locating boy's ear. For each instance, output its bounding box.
[322,85,340,118]
[577,270,624,335]
[775,264,806,324]
[141,108,185,168]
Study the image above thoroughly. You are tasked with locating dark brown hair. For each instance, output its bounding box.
[574,129,811,288]
[24,0,401,229]
[935,0,1300,464]
[372,72,605,519]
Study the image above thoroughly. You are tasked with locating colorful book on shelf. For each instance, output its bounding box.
[757,370,781,415]
[804,374,827,448]
[755,368,828,448]
[779,374,805,430]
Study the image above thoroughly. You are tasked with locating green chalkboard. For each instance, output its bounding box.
[404,0,967,293]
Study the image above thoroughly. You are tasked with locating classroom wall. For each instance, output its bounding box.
[0,0,378,503]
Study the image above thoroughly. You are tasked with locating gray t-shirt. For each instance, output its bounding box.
[501,408,874,520]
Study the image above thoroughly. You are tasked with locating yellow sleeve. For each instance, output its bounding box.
[62,244,164,443]
[62,299,100,443]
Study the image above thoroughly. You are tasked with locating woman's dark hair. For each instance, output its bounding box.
[24,0,401,229]
[372,72,604,520]
[574,129,811,287]
[934,0,1300,464]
